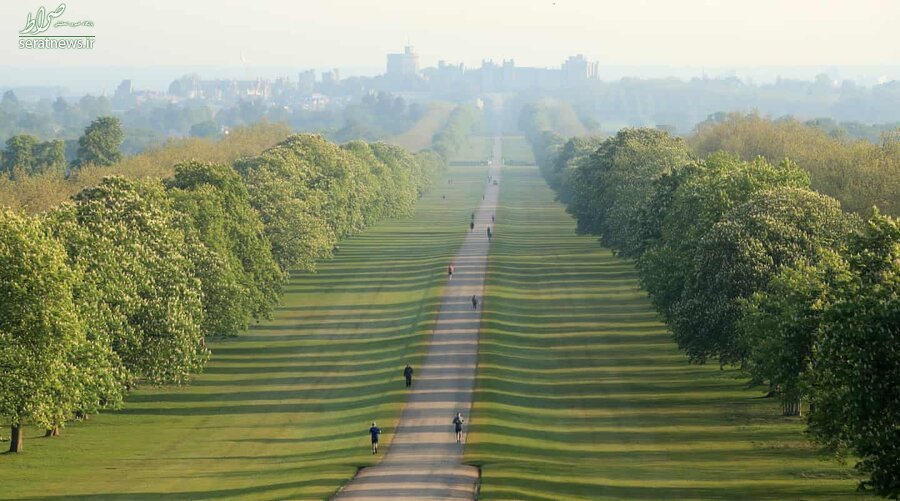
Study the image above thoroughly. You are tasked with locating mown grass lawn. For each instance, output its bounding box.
[452,135,494,164]
[500,136,534,164]
[0,165,486,500]
[389,102,454,152]
[465,165,864,500]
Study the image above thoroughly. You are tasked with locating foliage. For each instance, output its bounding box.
[0,210,83,436]
[75,116,124,168]
[0,122,292,214]
[431,105,479,161]
[635,153,810,324]
[51,177,208,385]
[671,187,855,364]
[528,120,898,495]
[165,161,284,336]
[807,212,900,498]
[689,112,900,215]
[569,129,689,256]
[1,135,65,177]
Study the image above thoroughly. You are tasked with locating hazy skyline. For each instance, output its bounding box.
[2,0,899,93]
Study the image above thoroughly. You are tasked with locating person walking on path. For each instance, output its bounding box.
[469,221,474,232]
[369,422,382,454]
[447,264,454,280]
[471,295,478,310]
[452,413,465,444]
[487,227,492,241]
[404,364,414,388]
[492,214,495,223]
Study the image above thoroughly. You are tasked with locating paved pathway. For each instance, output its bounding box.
[333,137,502,500]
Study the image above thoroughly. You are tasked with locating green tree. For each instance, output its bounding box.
[808,211,900,497]
[1,135,38,176]
[75,116,124,167]
[165,161,283,336]
[740,251,851,416]
[190,120,220,139]
[636,153,810,324]
[0,210,81,452]
[569,129,689,256]
[55,177,208,384]
[34,139,66,175]
[547,135,603,205]
[672,187,854,365]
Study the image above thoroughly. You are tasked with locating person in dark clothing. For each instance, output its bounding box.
[452,413,465,443]
[404,364,413,388]
[471,295,478,310]
[471,212,475,221]
[491,214,495,223]
[469,221,474,232]
[487,227,492,241]
[369,422,381,454]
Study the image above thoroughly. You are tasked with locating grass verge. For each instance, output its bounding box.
[0,165,486,500]
[465,165,862,500]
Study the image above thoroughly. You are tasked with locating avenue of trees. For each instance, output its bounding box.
[0,128,450,453]
[522,107,899,498]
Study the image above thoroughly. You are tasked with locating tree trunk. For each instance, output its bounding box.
[9,424,23,453]
[44,427,60,437]
[782,399,802,416]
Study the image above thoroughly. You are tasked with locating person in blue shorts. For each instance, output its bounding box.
[369,422,381,454]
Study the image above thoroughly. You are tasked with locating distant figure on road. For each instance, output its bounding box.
[471,295,478,310]
[492,214,495,223]
[369,422,381,454]
[471,212,475,221]
[452,413,465,444]
[448,264,455,280]
[469,221,474,232]
[487,227,492,241]
[404,364,414,388]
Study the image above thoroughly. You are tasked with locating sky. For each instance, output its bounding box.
[1,0,899,92]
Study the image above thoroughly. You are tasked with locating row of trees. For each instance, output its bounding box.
[0,132,446,453]
[523,116,899,497]
[431,105,480,161]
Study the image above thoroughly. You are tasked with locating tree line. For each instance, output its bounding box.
[690,112,899,215]
[0,131,448,454]
[522,110,899,498]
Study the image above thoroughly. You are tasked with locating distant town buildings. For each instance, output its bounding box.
[387,45,420,78]
[111,50,600,114]
[321,68,340,86]
[562,54,600,85]
[298,70,316,94]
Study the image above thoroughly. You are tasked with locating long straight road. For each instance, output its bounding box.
[333,137,502,500]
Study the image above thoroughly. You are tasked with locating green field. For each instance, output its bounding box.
[500,135,535,164]
[0,166,487,500]
[452,135,494,163]
[464,165,862,500]
[389,102,454,152]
